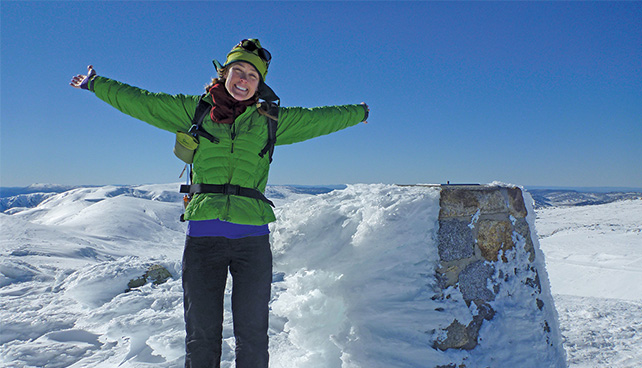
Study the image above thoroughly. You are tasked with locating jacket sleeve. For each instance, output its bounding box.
[92,76,200,133]
[275,104,367,145]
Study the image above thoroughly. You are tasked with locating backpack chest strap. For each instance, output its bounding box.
[180,183,274,207]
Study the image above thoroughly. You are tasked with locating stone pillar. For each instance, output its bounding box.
[430,184,564,366]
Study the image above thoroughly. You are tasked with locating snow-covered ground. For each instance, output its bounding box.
[1,184,640,367]
[536,201,642,367]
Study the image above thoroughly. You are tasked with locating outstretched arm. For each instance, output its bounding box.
[68,65,198,133]
[276,103,369,146]
[69,65,97,91]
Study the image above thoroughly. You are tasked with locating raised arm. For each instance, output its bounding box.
[69,65,199,133]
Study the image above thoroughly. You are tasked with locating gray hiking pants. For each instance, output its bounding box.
[182,234,272,368]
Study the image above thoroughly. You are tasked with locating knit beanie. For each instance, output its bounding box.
[217,39,268,80]
[213,39,278,101]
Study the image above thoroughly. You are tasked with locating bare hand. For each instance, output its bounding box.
[70,65,96,89]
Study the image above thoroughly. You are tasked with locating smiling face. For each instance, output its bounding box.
[224,61,260,101]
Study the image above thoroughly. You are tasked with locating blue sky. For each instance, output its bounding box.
[1,1,641,188]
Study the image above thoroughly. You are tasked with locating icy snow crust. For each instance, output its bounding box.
[1,183,640,367]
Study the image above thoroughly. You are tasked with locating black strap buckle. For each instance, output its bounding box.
[188,124,219,144]
[223,184,240,196]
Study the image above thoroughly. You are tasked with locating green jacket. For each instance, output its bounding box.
[92,76,366,225]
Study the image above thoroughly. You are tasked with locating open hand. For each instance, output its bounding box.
[70,65,96,89]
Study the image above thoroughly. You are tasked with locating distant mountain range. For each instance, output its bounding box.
[1,184,640,213]
[1,185,82,213]
[527,189,642,208]
[0,184,85,197]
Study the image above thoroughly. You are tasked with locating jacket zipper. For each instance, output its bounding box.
[230,106,237,154]
[231,124,236,154]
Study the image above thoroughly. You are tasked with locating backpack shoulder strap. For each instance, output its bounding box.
[191,94,210,125]
[258,101,280,163]
[188,95,218,143]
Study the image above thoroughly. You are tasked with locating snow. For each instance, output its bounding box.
[1,183,641,367]
[269,184,444,367]
[536,200,642,367]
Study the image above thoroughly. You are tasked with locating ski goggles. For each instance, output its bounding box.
[237,39,272,65]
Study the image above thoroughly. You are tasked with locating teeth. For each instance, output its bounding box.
[236,85,247,92]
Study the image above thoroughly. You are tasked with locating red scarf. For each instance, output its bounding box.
[208,83,257,125]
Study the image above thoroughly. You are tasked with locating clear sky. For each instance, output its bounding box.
[1,1,641,188]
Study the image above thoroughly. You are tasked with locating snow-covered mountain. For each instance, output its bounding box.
[1,192,57,214]
[5,184,640,213]
[529,189,642,208]
[0,184,83,198]
[1,184,641,367]
[0,184,342,214]
[0,184,84,213]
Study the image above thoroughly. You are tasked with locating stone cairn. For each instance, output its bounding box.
[431,185,556,359]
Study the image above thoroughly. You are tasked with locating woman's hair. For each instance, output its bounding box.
[204,65,230,91]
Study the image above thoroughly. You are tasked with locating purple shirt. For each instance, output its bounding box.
[187,219,270,239]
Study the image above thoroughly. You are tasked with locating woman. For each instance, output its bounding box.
[70,38,368,368]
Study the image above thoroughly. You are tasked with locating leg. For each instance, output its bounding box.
[229,235,272,368]
[183,236,230,368]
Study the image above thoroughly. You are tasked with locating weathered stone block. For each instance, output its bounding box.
[458,261,495,303]
[506,187,528,218]
[477,190,508,215]
[439,189,479,218]
[438,219,475,262]
[434,319,472,350]
[436,258,476,288]
[440,187,508,219]
[476,219,514,261]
